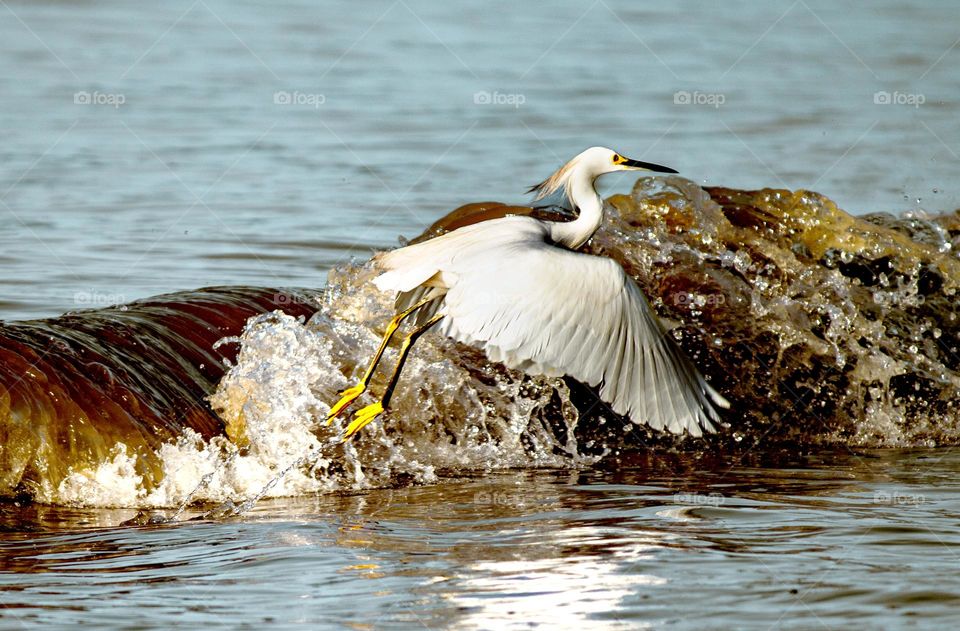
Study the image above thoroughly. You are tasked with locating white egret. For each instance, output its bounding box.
[328,146,729,439]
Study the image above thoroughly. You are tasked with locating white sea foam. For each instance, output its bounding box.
[51,265,592,508]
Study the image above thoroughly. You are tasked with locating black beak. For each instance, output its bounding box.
[623,158,678,174]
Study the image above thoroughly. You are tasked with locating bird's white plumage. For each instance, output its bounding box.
[373,215,728,436]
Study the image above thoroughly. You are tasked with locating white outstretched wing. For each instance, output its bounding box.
[374,218,728,436]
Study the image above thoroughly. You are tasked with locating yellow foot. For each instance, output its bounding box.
[342,401,385,441]
[326,383,366,424]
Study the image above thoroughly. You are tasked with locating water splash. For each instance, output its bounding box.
[602,178,960,447]
[47,279,592,508]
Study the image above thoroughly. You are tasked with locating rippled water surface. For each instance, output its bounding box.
[2,0,959,319]
[3,450,960,629]
[2,0,960,628]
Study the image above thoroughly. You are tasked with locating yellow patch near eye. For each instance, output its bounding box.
[612,154,624,164]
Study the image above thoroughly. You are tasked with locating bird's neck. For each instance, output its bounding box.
[549,174,603,249]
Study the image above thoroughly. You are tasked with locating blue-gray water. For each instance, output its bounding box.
[1,0,959,628]
[2,0,958,320]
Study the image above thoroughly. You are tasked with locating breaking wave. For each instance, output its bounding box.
[2,177,959,508]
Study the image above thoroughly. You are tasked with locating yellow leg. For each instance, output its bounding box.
[342,313,444,440]
[326,297,434,423]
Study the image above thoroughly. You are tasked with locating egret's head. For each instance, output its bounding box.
[528,146,677,203]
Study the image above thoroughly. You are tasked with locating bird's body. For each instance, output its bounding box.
[328,146,729,438]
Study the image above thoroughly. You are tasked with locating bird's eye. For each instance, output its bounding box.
[612,154,623,164]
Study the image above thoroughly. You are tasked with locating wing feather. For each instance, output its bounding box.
[374,216,728,436]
